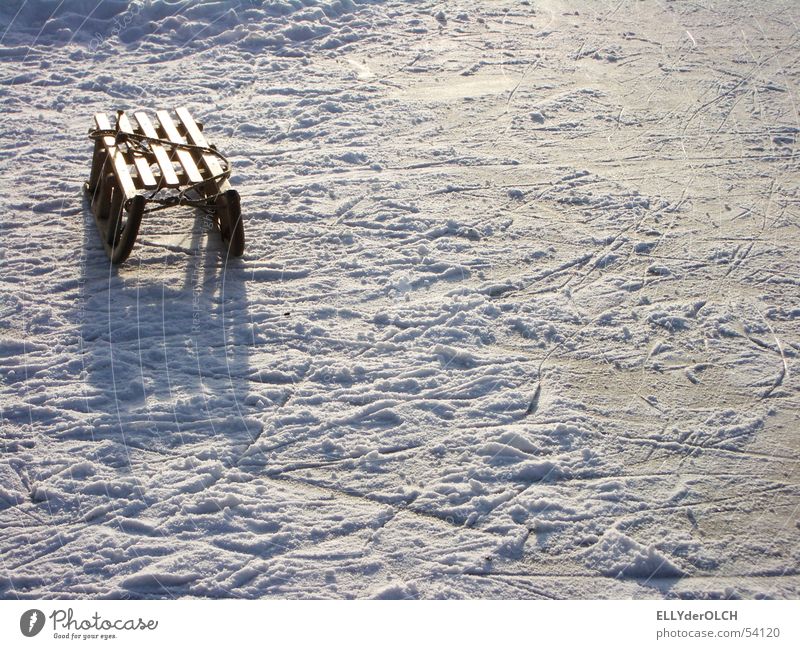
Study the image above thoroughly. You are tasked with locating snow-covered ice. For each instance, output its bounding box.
[0,0,798,598]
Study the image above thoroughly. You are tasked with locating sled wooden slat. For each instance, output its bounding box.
[133,111,180,188]
[116,113,157,189]
[156,110,204,185]
[175,107,230,191]
[94,113,137,200]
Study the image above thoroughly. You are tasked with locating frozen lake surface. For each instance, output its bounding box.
[0,0,798,598]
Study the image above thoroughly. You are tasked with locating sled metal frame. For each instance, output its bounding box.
[84,107,244,264]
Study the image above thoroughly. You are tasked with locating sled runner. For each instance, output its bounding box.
[84,107,244,264]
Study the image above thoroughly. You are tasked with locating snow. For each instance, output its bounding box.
[1,0,799,599]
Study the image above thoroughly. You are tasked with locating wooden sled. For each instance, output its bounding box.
[84,107,244,264]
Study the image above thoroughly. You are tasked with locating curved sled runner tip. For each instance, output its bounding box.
[108,195,145,265]
[216,189,245,258]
